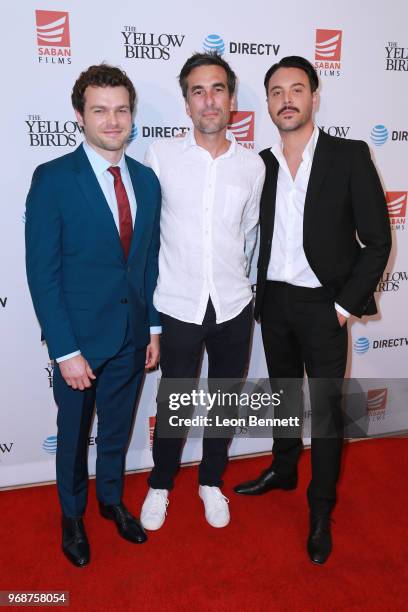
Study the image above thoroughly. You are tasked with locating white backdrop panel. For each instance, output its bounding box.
[0,0,407,487]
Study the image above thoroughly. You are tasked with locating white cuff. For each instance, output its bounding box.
[334,303,351,318]
[150,326,162,335]
[56,350,81,363]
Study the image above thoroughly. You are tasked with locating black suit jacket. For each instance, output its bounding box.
[254,129,392,320]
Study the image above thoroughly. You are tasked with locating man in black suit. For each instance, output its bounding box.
[234,56,391,563]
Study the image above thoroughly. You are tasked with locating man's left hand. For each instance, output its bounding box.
[336,311,348,327]
[145,333,160,370]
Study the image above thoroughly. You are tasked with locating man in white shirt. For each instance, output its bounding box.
[234,56,391,563]
[25,64,161,566]
[141,52,265,530]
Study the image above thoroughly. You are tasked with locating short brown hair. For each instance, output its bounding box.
[71,64,136,114]
[179,52,236,99]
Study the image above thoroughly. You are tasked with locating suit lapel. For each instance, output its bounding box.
[260,149,279,249]
[73,144,125,261]
[303,129,336,237]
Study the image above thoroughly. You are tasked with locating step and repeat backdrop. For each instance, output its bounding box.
[1,0,407,487]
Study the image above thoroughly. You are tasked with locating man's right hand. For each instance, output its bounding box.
[59,355,96,391]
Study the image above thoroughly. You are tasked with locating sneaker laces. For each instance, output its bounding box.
[149,490,169,514]
[210,488,229,509]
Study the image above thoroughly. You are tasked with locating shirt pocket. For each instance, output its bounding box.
[222,185,247,231]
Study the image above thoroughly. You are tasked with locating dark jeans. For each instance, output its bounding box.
[148,299,253,490]
[260,281,348,514]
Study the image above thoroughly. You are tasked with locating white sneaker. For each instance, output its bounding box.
[198,485,230,528]
[140,488,169,530]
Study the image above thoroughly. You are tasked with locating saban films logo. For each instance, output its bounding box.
[386,192,406,231]
[35,10,71,64]
[149,416,156,450]
[315,29,342,77]
[122,26,185,60]
[385,41,408,71]
[366,388,387,421]
[26,115,83,146]
[228,111,255,149]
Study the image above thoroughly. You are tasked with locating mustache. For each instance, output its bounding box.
[278,105,300,116]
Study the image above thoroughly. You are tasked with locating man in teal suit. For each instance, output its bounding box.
[25,64,161,567]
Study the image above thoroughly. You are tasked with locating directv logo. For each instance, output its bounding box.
[370,125,388,146]
[42,434,57,455]
[127,124,138,143]
[203,34,225,55]
[353,337,370,354]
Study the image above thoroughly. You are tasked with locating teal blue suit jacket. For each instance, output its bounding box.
[25,143,161,360]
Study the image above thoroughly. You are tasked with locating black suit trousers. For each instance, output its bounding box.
[260,281,348,514]
[148,299,252,490]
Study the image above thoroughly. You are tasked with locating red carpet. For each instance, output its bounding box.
[1,438,408,611]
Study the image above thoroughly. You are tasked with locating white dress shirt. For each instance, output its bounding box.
[57,140,160,363]
[82,139,137,231]
[267,125,350,318]
[145,130,265,325]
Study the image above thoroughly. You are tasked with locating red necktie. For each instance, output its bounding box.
[108,166,133,259]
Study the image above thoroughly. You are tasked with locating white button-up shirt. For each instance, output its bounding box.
[145,130,265,324]
[267,125,349,317]
[82,139,137,231]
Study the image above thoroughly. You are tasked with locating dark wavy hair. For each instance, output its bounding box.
[179,52,236,99]
[71,64,136,114]
[264,56,319,94]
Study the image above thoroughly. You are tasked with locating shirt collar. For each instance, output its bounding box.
[82,139,127,177]
[271,124,319,169]
[182,128,237,158]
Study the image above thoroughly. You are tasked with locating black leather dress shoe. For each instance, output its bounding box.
[62,516,90,567]
[307,514,333,564]
[234,468,297,495]
[99,502,147,544]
